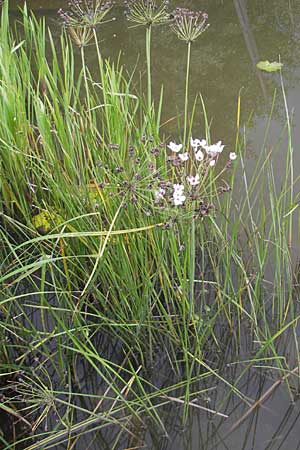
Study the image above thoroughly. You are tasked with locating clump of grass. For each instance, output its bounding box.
[0,0,228,330]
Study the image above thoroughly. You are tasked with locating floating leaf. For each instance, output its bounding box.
[256,60,283,72]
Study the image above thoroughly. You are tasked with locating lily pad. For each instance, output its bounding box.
[256,60,283,72]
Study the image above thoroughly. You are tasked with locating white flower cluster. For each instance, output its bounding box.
[191,137,224,160]
[173,183,186,206]
[168,137,237,163]
[154,137,237,207]
[191,137,237,162]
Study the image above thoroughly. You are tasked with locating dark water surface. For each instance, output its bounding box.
[6,1,300,449]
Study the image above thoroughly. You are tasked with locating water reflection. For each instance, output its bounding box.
[4,293,300,450]
[51,344,300,450]
[233,0,267,98]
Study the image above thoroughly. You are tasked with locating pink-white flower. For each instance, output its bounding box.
[178,152,189,162]
[173,183,184,193]
[167,141,183,153]
[173,184,186,205]
[204,141,225,157]
[154,188,165,201]
[229,152,237,160]
[187,174,200,186]
[190,137,201,148]
[209,159,216,167]
[191,137,207,150]
[173,193,186,206]
[195,150,204,161]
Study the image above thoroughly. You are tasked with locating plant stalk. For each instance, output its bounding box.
[80,44,91,118]
[184,41,192,146]
[189,218,196,310]
[146,24,152,117]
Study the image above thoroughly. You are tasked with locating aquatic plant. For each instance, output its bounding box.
[170,8,209,146]
[169,8,208,304]
[58,0,114,47]
[58,0,115,120]
[65,24,95,47]
[150,135,232,213]
[168,9,210,304]
[124,0,170,115]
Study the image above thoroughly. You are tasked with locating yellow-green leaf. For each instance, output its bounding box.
[256,61,283,72]
[32,211,62,233]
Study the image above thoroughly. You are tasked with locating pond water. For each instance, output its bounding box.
[5,1,300,449]
[4,321,300,450]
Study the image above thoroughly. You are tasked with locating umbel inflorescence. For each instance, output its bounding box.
[124,0,171,27]
[58,0,114,47]
[58,0,113,28]
[170,7,209,43]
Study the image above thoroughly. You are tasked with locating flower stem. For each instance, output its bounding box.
[189,218,196,311]
[184,41,192,146]
[81,45,91,117]
[185,41,194,309]
[93,27,102,70]
[93,28,111,143]
[146,24,152,118]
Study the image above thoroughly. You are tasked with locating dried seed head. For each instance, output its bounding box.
[58,0,113,28]
[170,8,209,43]
[124,0,170,27]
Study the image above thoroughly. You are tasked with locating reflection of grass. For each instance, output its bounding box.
[0,1,300,448]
